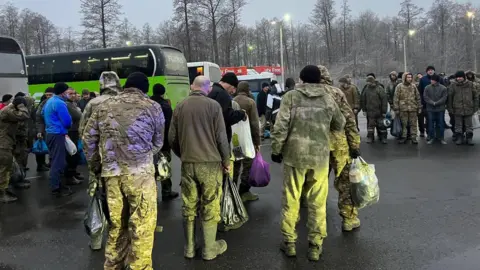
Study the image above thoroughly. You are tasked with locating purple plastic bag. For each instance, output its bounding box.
[248,153,271,187]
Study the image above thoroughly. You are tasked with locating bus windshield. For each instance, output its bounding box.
[0,37,26,77]
[162,48,188,77]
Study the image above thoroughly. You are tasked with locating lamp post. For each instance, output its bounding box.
[403,29,416,72]
[468,11,477,72]
[271,14,291,89]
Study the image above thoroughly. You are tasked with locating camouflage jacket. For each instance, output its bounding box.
[0,104,30,150]
[79,91,117,137]
[319,65,360,174]
[83,88,165,177]
[339,84,360,111]
[272,83,345,169]
[447,80,479,116]
[16,96,35,139]
[393,78,422,113]
[386,79,400,105]
[361,82,388,115]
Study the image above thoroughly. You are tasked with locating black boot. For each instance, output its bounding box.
[366,132,374,144]
[0,189,17,203]
[467,133,474,145]
[455,133,463,145]
[162,179,179,201]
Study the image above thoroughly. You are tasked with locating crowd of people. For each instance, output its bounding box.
[0,61,478,268]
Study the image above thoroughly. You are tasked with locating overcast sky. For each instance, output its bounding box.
[4,0,479,30]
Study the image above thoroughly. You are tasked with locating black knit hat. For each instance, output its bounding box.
[366,73,376,79]
[426,65,435,72]
[430,74,441,82]
[153,83,166,96]
[300,65,321,84]
[54,82,70,95]
[45,87,54,93]
[455,71,466,79]
[125,72,150,93]
[262,82,269,88]
[14,92,26,98]
[221,72,239,88]
[2,94,12,103]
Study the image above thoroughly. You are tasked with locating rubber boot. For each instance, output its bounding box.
[241,191,259,202]
[162,179,179,201]
[366,132,374,144]
[184,220,196,259]
[280,242,296,257]
[455,133,463,145]
[343,218,361,231]
[411,137,418,144]
[202,223,227,261]
[467,133,474,146]
[308,243,323,261]
[0,189,17,203]
[340,205,360,232]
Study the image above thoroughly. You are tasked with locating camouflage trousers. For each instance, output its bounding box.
[233,158,253,194]
[0,149,13,190]
[366,114,387,138]
[181,162,223,225]
[281,163,329,246]
[454,115,473,134]
[104,173,157,270]
[13,137,28,169]
[332,161,358,220]
[399,112,418,138]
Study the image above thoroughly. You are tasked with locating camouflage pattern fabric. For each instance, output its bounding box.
[386,71,400,105]
[361,82,388,116]
[399,112,418,138]
[339,83,360,112]
[332,161,358,220]
[281,163,329,246]
[180,162,223,225]
[367,115,387,136]
[0,150,13,190]
[159,150,173,195]
[83,88,165,177]
[104,173,157,270]
[271,83,346,169]
[448,81,479,116]
[393,73,422,113]
[455,115,473,134]
[13,138,28,169]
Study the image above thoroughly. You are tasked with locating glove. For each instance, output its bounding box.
[12,97,26,109]
[350,149,361,159]
[271,153,283,164]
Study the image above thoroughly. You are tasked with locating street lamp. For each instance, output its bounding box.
[271,14,291,89]
[467,11,477,71]
[126,41,133,47]
[403,30,416,72]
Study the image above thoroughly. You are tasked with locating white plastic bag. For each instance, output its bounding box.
[473,113,480,130]
[349,157,380,209]
[231,116,255,160]
[65,136,78,156]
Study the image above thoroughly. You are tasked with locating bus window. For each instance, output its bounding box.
[162,48,188,77]
[188,66,203,84]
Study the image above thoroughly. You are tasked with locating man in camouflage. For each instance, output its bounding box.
[13,92,35,174]
[361,76,388,144]
[169,76,230,261]
[272,65,346,261]
[83,72,164,270]
[319,66,362,232]
[393,72,422,144]
[386,71,400,107]
[0,97,30,203]
[448,71,479,145]
[338,76,360,129]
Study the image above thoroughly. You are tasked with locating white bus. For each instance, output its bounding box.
[0,36,28,97]
[188,62,222,85]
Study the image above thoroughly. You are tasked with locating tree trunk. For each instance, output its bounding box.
[183,1,192,60]
[101,0,107,48]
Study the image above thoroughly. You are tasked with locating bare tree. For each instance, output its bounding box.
[341,0,351,58]
[311,0,336,64]
[80,0,122,48]
[2,2,19,38]
[142,23,153,44]
[173,0,193,60]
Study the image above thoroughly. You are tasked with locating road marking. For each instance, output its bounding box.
[25,176,42,180]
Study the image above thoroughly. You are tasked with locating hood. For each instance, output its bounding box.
[389,71,398,82]
[99,71,122,95]
[466,70,476,81]
[402,72,413,85]
[318,65,333,85]
[295,83,327,98]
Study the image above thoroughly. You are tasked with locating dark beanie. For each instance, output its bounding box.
[45,87,54,93]
[366,73,376,79]
[300,65,321,84]
[221,72,239,88]
[2,94,12,103]
[262,82,269,88]
[431,74,440,82]
[455,71,466,79]
[426,65,435,72]
[153,83,166,96]
[125,72,150,93]
[54,82,70,95]
[14,92,26,98]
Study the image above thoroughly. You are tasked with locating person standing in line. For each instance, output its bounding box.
[418,66,440,138]
[233,81,261,203]
[208,72,246,143]
[272,65,346,261]
[169,76,230,261]
[83,72,164,270]
[360,76,388,144]
[448,71,479,145]
[0,97,30,203]
[338,76,360,129]
[423,74,448,145]
[0,94,12,110]
[394,72,422,144]
[257,82,270,139]
[43,83,73,197]
[151,83,179,201]
[35,87,54,171]
[65,88,84,185]
[386,71,400,108]
[78,89,91,112]
[12,92,35,173]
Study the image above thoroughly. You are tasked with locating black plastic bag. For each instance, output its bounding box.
[10,158,25,185]
[390,117,402,137]
[84,191,106,236]
[219,175,249,231]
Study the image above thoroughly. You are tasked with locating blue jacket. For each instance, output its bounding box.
[42,95,72,135]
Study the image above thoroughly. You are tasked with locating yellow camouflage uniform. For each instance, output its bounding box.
[272,82,346,248]
[318,65,362,225]
[83,87,165,270]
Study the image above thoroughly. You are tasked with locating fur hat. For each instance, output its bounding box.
[338,77,349,84]
[366,76,376,84]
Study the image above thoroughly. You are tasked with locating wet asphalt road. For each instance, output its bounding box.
[1,115,480,270]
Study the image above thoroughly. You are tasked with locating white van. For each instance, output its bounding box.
[188,62,222,85]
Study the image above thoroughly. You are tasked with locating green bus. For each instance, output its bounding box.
[26,45,190,107]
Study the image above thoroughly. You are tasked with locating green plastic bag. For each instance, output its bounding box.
[349,157,380,209]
